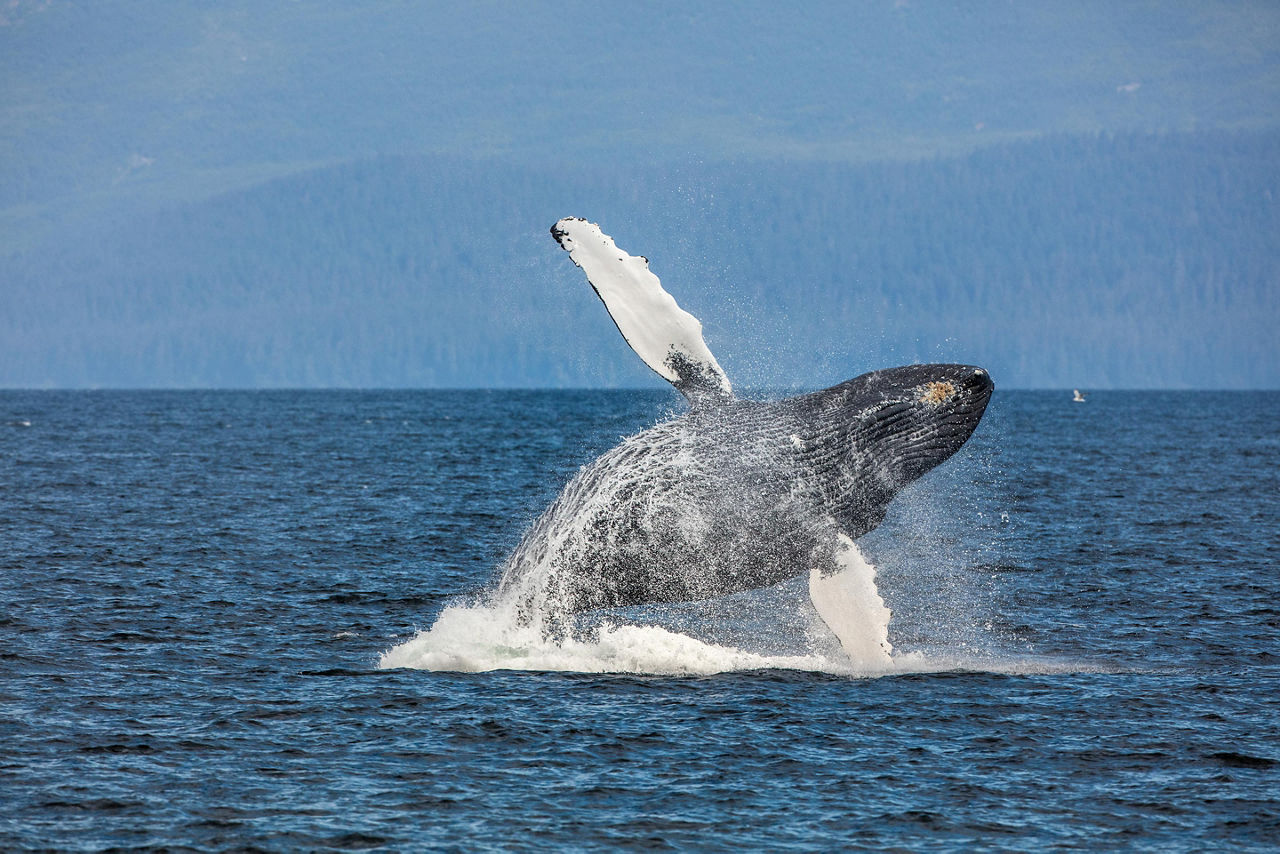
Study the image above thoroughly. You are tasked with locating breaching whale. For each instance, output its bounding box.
[496,218,992,623]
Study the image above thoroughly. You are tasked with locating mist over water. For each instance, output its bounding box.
[3,389,1278,850]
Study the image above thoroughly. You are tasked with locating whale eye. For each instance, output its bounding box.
[917,380,957,406]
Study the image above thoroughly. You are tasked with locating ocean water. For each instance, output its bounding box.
[2,388,1277,851]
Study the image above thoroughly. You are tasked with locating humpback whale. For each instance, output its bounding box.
[496,218,992,622]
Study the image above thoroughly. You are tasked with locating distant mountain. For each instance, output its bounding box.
[4,131,1277,389]
[3,1,1278,217]
[2,3,1277,388]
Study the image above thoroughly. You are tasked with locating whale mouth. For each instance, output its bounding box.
[931,366,993,414]
[829,364,993,422]
[891,365,994,465]
[789,364,993,538]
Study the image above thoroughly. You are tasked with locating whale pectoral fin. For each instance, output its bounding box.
[807,534,894,668]
[551,217,733,405]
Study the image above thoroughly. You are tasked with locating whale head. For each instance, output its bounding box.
[790,363,994,538]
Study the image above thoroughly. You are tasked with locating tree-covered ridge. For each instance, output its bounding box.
[3,2,1278,212]
[3,130,1277,389]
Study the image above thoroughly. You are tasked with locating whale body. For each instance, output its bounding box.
[496,219,992,620]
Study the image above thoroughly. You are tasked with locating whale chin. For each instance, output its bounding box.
[789,364,994,538]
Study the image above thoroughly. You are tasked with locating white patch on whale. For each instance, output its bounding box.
[808,533,893,667]
[551,217,732,401]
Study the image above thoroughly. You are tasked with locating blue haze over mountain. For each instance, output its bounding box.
[2,1,1278,388]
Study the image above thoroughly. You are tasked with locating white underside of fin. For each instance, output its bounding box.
[808,534,894,669]
[552,218,732,400]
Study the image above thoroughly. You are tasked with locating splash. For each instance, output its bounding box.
[378,599,1105,676]
[380,536,896,676]
[378,530,1104,677]
[378,604,841,675]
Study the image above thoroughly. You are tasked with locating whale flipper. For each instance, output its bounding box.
[551,217,733,404]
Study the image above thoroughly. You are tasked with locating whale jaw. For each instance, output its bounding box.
[789,364,994,539]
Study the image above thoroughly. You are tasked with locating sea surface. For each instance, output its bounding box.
[2,389,1278,851]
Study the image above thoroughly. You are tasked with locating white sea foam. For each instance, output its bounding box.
[380,538,898,676]
[378,603,844,675]
[379,531,1102,677]
[377,600,1100,676]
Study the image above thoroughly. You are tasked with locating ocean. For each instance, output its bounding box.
[2,389,1277,850]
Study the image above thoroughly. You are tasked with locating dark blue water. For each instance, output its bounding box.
[2,389,1277,850]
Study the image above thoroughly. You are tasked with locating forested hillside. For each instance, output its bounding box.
[4,130,1277,389]
[5,1,1278,213]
